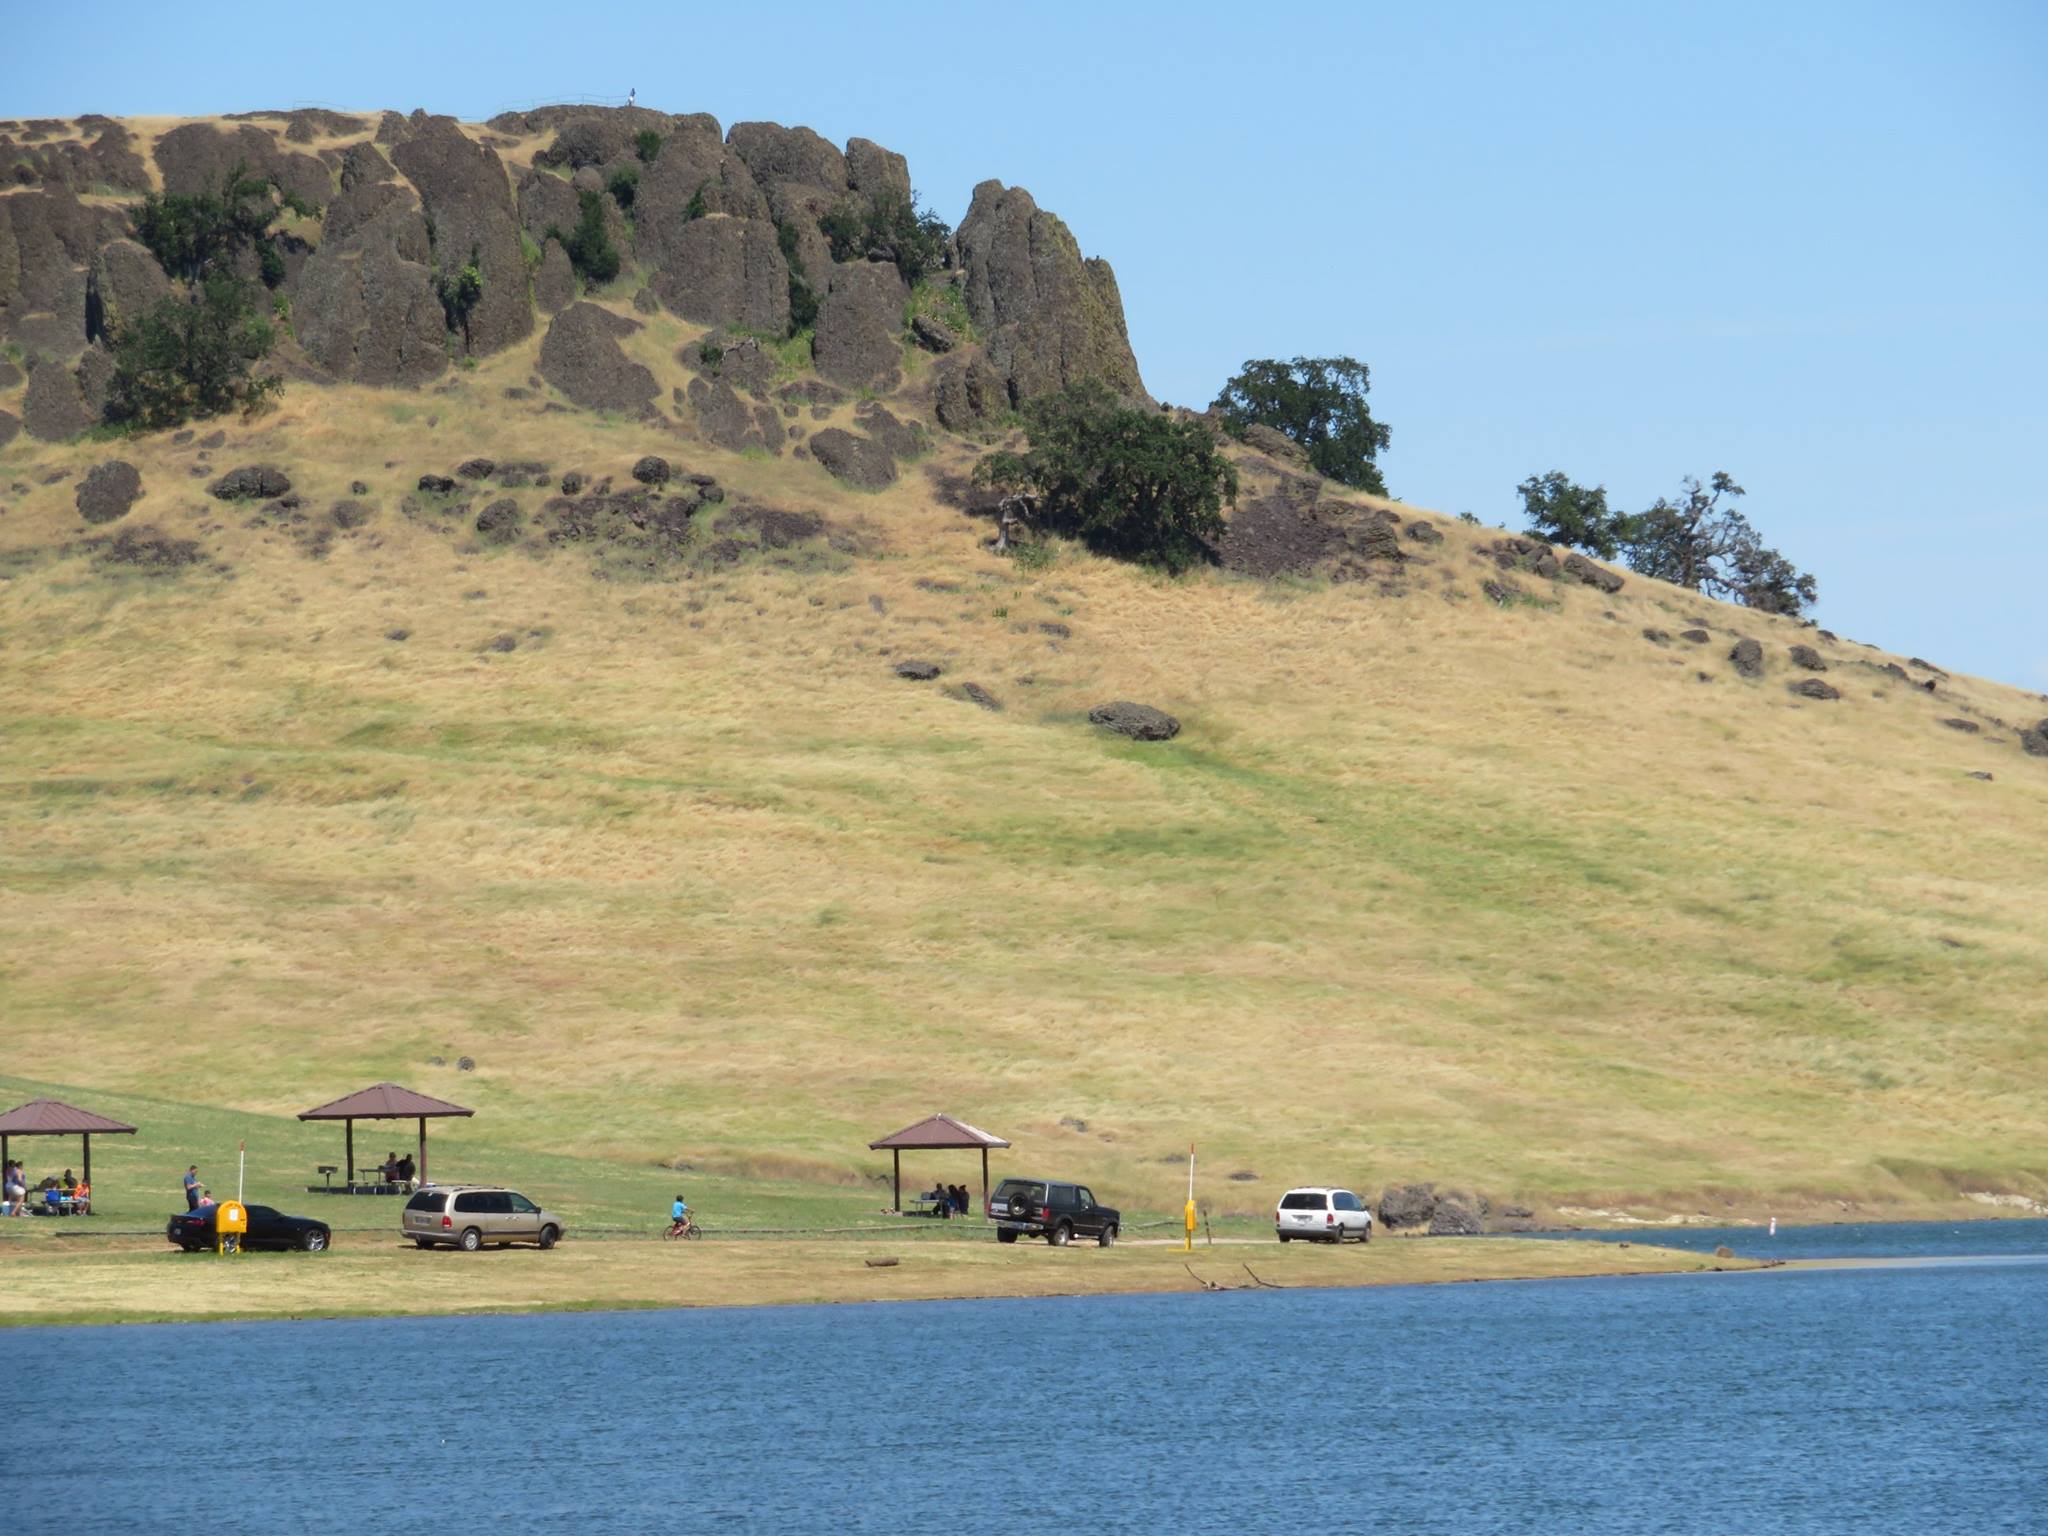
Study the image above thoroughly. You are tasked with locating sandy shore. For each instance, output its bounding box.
[0,1232,1756,1328]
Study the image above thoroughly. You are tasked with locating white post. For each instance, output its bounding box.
[238,1140,245,1204]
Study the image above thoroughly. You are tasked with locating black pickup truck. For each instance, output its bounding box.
[988,1177,1120,1247]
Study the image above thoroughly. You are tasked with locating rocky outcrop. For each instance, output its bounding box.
[0,120,150,195]
[649,216,788,334]
[389,117,533,357]
[538,303,656,413]
[0,188,107,356]
[852,403,924,460]
[0,412,18,450]
[152,121,328,210]
[295,241,448,386]
[1562,551,1624,593]
[812,261,907,389]
[533,239,575,312]
[955,180,1145,405]
[845,138,911,205]
[1377,1184,1438,1230]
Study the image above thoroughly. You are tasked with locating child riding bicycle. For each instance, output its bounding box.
[666,1193,694,1239]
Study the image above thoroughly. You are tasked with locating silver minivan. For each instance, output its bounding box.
[403,1185,564,1251]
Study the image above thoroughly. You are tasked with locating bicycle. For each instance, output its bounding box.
[663,1216,702,1241]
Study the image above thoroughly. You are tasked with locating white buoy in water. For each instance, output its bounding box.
[1768,1216,1778,1237]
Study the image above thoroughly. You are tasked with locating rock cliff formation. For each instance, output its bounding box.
[0,104,1145,448]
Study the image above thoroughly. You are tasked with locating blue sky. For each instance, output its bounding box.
[14,3,2045,686]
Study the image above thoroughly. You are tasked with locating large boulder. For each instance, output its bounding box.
[389,117,534,357]
[1428,1192,1486,1236]
[808,427,896,488]
[813,261,908,389]
[1788,679,1841,701]
[1789,644,1827,671]
[538,302,657,413]
[1561,551,1625,593]
[84,240,170,346]
[1377,1183,1437,1231]
[853,403,924,460]
[726,122,847,198]
[955,180,1145,404]
[75,460,142,524]
[1729,638,1765,678]
[1088,702,1180,741]
[209,465,292,500]
[648,216,789,333]
[22,354,92,440]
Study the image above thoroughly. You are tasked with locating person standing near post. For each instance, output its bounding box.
[183,1165,201,1211]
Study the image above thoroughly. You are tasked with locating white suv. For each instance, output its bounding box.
[1276,1187,1373,1244]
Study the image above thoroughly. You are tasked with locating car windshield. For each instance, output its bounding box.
[994,1181,1046,1204]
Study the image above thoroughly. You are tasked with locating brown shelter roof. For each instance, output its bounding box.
[298,1083,474,1121]
[0,1098,138,1136]
[868,1113,1010,1151]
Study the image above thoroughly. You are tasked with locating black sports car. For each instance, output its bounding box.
[165,1204,332,1253]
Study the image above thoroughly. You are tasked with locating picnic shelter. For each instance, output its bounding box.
[868,1113,1010,1213]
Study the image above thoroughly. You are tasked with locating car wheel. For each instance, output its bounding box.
[1049,1222,1072,1248]
[414,1238,435,1249]
[996,1228,1017,1244]
[1098,1224,1116,1249]
[538,1225,559,1250]
[1279,1233,1292,1243]
[459,1227,482,1253]
[1361,1225,1372,1245]
[300,1229,328,1253]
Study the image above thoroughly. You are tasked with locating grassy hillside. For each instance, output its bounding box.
[4,130,2046,1235]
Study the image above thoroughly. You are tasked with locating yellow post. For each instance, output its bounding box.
[216,1200,248,1257]
[1183,1142,1197,1253]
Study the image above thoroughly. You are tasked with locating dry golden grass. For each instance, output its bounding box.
[0,1232,1747,1327]
[2,121,2045,1249]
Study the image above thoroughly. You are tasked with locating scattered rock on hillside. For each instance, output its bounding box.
[456,458,496,480]
[1240,422,1310,469]
[1403,520,1445,545]
[537,303,657,414]
[0,412,19,451]
[933,353,1009,434]
[1377,1183,1437,1230]
[1220,480,1405,581]
[809,427,896,489]
[474,499,522,544]
[1789,644,1827,671]
[2020,727,2048,758]
[417,474,457,495]
[482,632,518,653]
[894,659,942,681]
[632,455,671,486]
[90,526,206,573]
[1088,701,1180,741]
[330,500,372,529]
[1729,638,1764,677]
[209,465,291,501]
[909,313,958,354]
[1679,628,1710,644]
[1940,718,1979,733]
[75,460,142,524]
[1562,551,1624,592]
[22,356,93,441]
[1788,678,1840,701]
[947,681,1001,711]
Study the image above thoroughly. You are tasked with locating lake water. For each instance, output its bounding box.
[13,1221,2046,1535]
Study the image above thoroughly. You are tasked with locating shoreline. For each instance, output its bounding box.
[0,1233,1755,1330]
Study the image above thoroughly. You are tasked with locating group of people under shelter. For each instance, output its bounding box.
[2,1160,92,1216]
[922,1183,974,1218]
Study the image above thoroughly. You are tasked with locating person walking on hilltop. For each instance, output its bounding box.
[183,1165,203,1211]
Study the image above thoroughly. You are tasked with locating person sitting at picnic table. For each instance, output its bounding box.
[397,1153,415,1186]
[61,1169,76,1195]
[71,1177,91,1215]
[380,1152,401,1185]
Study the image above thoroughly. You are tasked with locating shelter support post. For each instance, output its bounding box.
[82,1133,91,1199]
[2,1133,8,1169]
[345,1119,355,1187]
[892,1149,901,1213]
[981,1147,989,1213]
[418,1116,426,1185]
